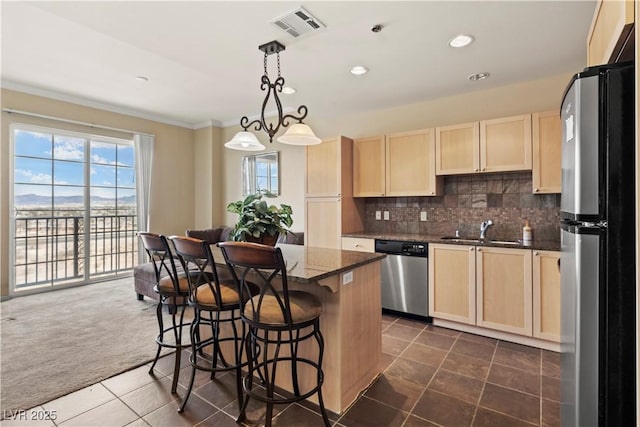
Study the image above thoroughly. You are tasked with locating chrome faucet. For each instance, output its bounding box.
[479,220,494,239]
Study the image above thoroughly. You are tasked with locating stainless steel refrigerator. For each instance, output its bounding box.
[560,61,635,426]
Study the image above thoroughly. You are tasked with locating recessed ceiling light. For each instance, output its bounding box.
[350,66,369,76]
[282,86,296,95]
[468,72,490,81]
[136,76,149,82]
[448,34,475,48]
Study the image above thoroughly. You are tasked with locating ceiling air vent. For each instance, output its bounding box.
[271,6,325,38]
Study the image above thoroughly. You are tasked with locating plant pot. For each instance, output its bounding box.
[246,233,279,246]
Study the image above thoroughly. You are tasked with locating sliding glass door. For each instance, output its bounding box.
[11,124,138,294]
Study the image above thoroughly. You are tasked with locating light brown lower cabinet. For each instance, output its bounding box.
[533,250,561,342]
[428,244,476,325]
[429,244,559,342]
[476,246,533,336]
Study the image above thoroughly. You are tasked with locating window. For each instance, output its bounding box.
[11,124,137,293]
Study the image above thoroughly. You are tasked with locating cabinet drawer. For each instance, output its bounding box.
[341,237,375,253]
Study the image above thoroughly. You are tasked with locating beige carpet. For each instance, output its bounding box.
[0,277,176,412]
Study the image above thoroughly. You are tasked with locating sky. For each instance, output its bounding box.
[13,129,135,201]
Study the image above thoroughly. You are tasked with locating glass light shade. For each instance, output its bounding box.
[224,131,265,151]
[277,123,321,146]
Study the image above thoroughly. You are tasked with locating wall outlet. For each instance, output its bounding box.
[342,271,353,285]
[383,211,390,220]
[420,211,427,221]
[375,211,381,220]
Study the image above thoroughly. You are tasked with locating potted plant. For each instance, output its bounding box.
[226,191,293,245]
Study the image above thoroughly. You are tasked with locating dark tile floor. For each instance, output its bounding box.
[4,313,560,427]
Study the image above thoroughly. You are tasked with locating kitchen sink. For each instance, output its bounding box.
[439,236,480,244]
[440,236,522,246]
[488,240,521,245]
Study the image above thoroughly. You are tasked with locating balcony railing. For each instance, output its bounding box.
[13,212,138,289]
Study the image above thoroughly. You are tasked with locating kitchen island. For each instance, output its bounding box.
[209,243,385,415]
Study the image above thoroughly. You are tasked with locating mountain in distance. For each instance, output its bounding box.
[15,193,136,206]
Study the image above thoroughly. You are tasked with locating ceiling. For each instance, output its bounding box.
[1,1,597,129]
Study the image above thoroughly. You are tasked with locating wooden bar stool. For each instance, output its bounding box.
[218,241,330,427]
[137,232,191,394]
[170,236,256,413]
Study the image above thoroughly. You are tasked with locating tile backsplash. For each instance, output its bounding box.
[364,172,560,241]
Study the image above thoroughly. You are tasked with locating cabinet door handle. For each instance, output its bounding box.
[534,188,540,192]
[474,168,479,172]
[469,247,474,251]
[477,248,482,252]
[534,251,539,256]
[355,244,362,248]
[482,167,486,172]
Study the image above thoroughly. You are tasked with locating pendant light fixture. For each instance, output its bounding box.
[225,40,321,151]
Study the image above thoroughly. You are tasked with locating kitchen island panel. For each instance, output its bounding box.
[265,260,382,413]
[205,244,383,414]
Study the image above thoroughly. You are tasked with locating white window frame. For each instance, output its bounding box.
[9,123,136,296]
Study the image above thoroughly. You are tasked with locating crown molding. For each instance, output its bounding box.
[193,119,223,129]
[1,80,200,129]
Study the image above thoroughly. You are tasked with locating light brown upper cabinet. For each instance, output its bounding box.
[386,129,442,196]
[435,122,480,175]
[587,0,635,66]
[354,131,442,197]
[436,114,532,175]
[532,111,562,194]
[352,136,385,197]
[480,114,532,173]
[306,137,342,197]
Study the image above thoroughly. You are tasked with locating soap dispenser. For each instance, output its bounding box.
[523,220,532,244]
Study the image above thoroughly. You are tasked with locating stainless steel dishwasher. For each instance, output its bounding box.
[375,239,429,317]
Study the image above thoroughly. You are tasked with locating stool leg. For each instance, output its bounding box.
[290,329,301,396]
[232,311,245,411]
[178,309,200,413]
[264,330,277,427]
[315,323,330,427]
[169,301,182,393]
[195,321,204,357]
[210,311,220,379]
[236,328,254,423]
[149,299,164,373]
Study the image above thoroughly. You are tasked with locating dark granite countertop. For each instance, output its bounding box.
[343,232,561,252]
[211,243,386,290]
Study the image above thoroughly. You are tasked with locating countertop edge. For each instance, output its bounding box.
[288,252,386,284]
[343,232,561,252]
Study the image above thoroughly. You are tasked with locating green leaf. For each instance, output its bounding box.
[227,191,294,243]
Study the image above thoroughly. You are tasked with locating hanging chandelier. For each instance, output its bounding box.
[225,40,321,151]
